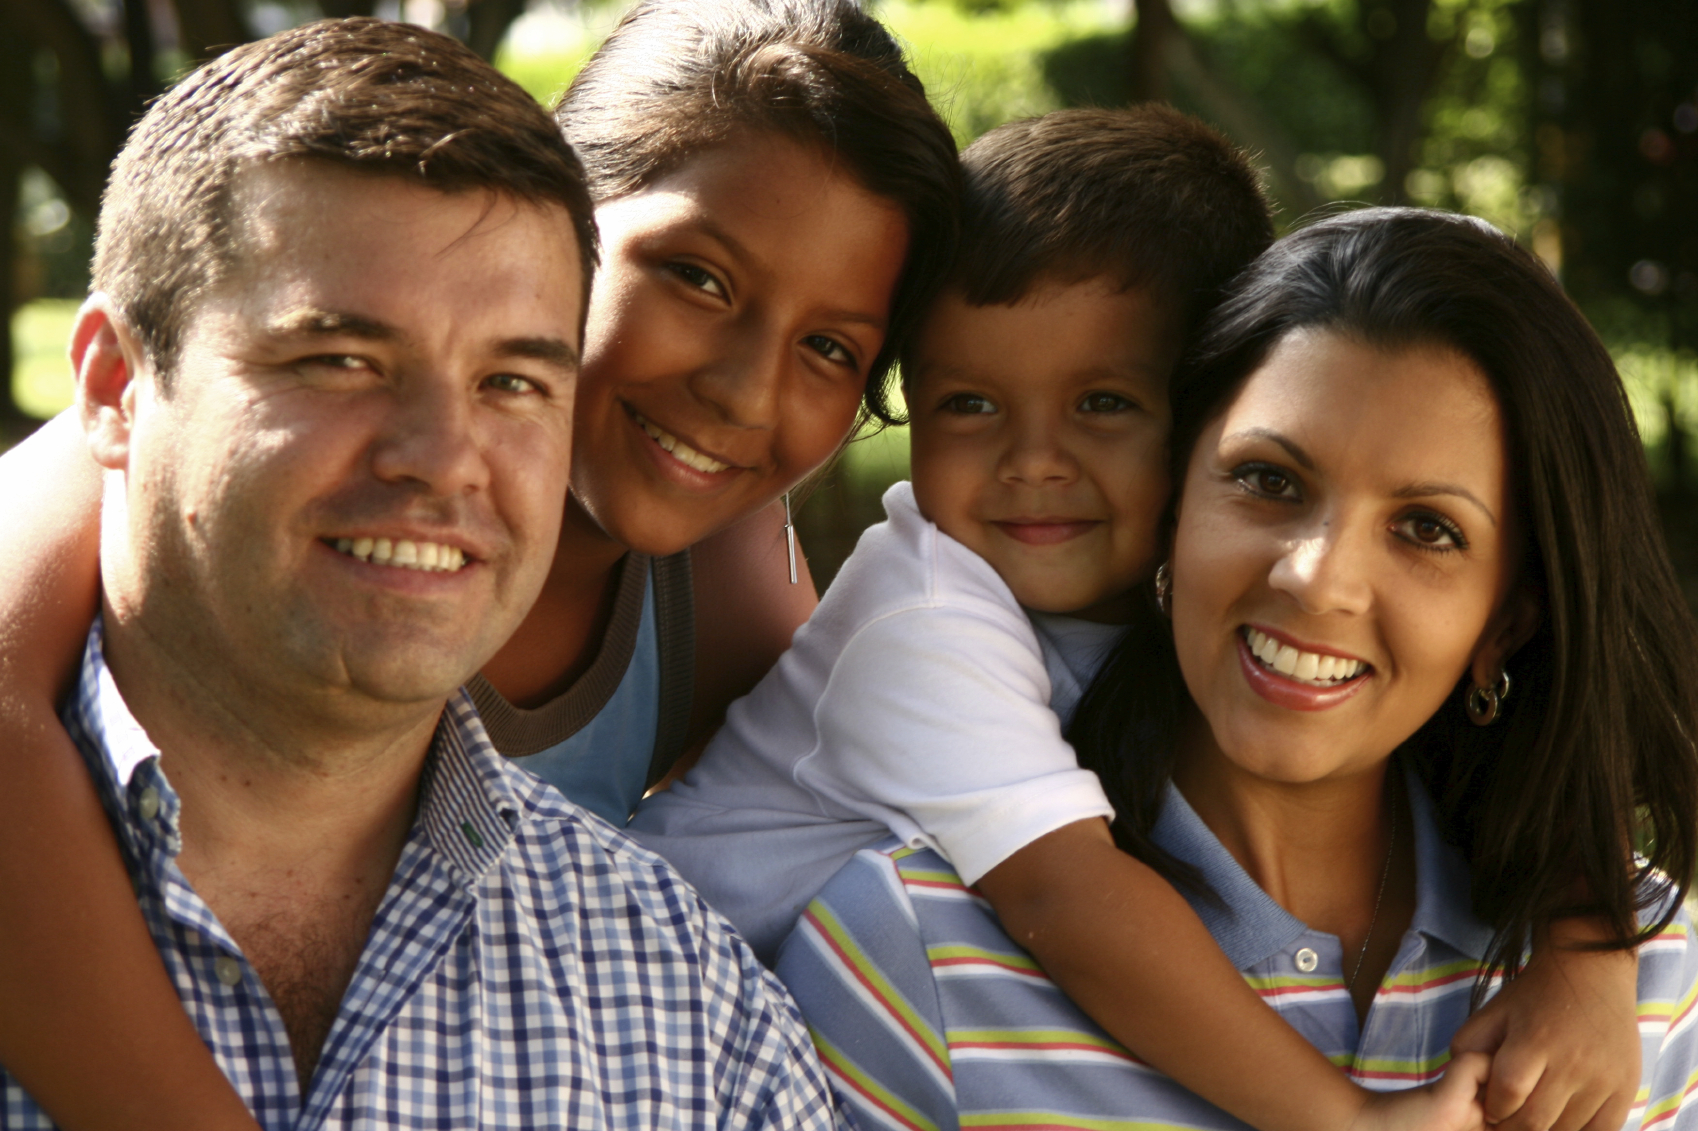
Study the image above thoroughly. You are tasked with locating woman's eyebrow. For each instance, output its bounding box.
[1223,428,1314,470]
[1393,482,1498,527]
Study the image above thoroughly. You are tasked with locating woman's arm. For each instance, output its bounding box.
[0,411,260,1130]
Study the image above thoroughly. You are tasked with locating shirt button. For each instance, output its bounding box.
[214,956,242,986]
[138,787,160,822]
[1294,947,1319,973]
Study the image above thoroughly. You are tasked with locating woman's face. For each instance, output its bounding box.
[570,131,911,554]
[1171,328,1522,786]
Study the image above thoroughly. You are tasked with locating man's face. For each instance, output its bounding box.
[97,162,581,711]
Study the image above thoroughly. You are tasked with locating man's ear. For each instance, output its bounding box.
[1470,584,1542,689]
[72,293,150,470]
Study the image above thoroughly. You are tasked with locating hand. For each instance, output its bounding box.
[1350,1051,1491,1131]
[1449,935,1638,1131]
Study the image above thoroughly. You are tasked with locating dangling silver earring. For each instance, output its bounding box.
[1465,669,1512,726]
[1153,561,1172,615]
[783,492,798,585]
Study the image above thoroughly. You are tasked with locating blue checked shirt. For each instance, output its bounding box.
[4,621,842,1131]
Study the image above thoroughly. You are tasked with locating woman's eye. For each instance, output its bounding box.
[1235,463,1297,498]
[942,393,996,415]
[670,262,727,298]
[1080,392,1134,413]
[1396,513,1466,551]
[804,334,854,367]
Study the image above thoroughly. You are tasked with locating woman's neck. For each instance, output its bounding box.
[1171,713,1416,1021]
[478,495,633,707]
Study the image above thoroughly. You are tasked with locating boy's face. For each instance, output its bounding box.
[907,280,1177,622]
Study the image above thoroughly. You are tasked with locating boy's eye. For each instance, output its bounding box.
[941,393,996,415]
[804,334,855,367]
[670,262,727,298]
[1079,392,1135,414]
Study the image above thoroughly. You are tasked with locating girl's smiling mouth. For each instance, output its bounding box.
[1237,625,1373,711]
[625,405,744,485]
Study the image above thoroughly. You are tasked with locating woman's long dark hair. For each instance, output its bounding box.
[1069,207,1698,988]
[557,0,961,425]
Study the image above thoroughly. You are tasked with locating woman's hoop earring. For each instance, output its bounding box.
[1465,669,1512,727]
[1153,561,1172,616]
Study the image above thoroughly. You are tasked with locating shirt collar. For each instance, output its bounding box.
[66,617,525,889]
[1152,763,1494,969]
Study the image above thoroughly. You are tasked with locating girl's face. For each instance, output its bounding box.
[571,131,911,554]
[1170,328,1524,787]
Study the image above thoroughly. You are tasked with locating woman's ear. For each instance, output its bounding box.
[72,293,149,471]
[1470,585,1542,688]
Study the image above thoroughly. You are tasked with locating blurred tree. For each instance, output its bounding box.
[1528,0,1698,487]
[0,0,528,434]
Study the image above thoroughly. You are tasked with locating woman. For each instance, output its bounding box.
[0,2,959,1127]
[777,208,1698,1130]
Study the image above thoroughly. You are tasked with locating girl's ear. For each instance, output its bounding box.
[1470,584,1542,688]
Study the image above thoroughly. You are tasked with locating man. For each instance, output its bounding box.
[1,19,837,1129]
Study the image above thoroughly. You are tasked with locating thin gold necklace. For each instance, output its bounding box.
[1345,797,1398,993]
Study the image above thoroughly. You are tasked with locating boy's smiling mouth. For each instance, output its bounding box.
[992,519,1101,546]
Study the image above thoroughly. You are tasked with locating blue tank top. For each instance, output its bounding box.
[466,552,695,825]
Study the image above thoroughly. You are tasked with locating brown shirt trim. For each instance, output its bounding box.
[646,549,696,788]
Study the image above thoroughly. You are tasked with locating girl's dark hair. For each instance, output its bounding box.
[558,0,961,424]
[1070,207,1698,988]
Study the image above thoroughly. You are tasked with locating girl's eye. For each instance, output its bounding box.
[804,334,854,367]
[1235,463,1297,498]
[942,393,996,415]
[670,262,727,298]
[1080,392,1134,414]
[1395,512,1467,551]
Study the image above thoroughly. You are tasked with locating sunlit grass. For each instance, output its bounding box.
[12,299,78,420]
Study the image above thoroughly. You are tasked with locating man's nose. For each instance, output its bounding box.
[1268,513,1373,616]
[368,374,491,496]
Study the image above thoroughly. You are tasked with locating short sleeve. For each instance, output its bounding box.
[797,606,1113,885]
[1634,902,1698,1127]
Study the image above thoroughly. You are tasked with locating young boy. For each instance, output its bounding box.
[632,107,1640,1131]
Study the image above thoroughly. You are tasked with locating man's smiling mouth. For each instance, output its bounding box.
[327,537,467,572]
[632,411,732,474]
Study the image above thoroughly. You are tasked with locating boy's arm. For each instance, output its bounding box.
[1449,917,1640,1131]
[0,412,261,1130]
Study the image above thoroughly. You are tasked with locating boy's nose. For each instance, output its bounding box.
[998,422,1079,486]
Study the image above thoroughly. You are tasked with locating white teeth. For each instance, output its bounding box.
[332,536,466,573]
[1243,628,1365,686]
[635,414,730,474]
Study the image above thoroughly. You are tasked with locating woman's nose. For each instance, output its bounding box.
[1268,517,1373,616]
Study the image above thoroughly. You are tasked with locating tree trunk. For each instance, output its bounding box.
[0,30,34,435]
[1127,0,1178,104]
[171,0,252,61]
[465,0,526,62]
[1366,0,1443,205]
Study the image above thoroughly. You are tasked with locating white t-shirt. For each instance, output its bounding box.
[629,481,1119,961]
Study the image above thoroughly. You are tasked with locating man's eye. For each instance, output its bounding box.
[302,354,367,371]
[942,393,996,415]
[670,263,727,298]
[1080,392,1134,413]
[804,335,854,367]
[486,373,539,395]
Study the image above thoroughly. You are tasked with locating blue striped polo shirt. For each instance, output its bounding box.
[774,772,1698,1131]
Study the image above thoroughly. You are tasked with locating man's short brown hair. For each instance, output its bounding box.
[92,18,597,374]
[947,106,1273,337]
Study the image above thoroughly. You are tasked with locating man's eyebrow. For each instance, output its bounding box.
[265,309,399,340]
[1394,482,1498,527]
[1223,427,1315,470]
[497,336,580,372]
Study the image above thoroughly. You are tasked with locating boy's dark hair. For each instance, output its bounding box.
[1069,207,1698,996]
[93,18,597,378]
[559,0,961,425]
[948,106,1273,336]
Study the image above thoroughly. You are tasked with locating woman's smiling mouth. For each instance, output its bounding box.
[1236,626,1373,712]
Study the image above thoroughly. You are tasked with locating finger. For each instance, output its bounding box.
[1549,1086,1608,1131]
[1436,1052,1492,1131]
[1481,1042,1545,1126]
[1576,1090,1634,1131]
[1493,1071,1568,1131]
[1451,1005,1510,1056]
